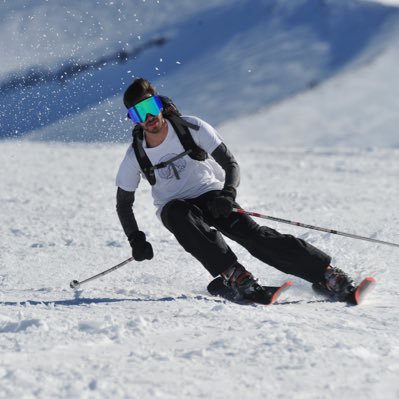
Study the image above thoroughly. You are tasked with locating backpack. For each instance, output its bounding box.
[131,96,208,185]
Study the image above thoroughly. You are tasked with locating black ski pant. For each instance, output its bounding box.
[160,190,331,283]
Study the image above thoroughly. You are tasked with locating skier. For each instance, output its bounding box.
[115,78,355,303]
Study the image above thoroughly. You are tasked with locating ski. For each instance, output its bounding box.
[313,276,376,305]
[207,277,293,305]
[350,277,377,305]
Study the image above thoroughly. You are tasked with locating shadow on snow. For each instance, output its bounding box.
[0,294,224,307]
[0,295,333,307]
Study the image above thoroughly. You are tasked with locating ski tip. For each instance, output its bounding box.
[270,280,294,304]
[354,276,377,305]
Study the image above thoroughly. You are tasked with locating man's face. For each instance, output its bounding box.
[137,94,164,134]
[140,110,164,134]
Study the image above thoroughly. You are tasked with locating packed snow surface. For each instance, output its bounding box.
[1,142,398,398]
[1,0,399,398]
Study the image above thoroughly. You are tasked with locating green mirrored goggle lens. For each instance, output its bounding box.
[127,96,163,123]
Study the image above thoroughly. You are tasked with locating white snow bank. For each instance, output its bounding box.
[2,0,399,142]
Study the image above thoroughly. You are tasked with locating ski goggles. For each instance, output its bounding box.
[127,95,163,123]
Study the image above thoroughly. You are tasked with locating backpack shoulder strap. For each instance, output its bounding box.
[132,125,156,186]
[166,114,208,161]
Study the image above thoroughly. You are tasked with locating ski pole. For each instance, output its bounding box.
[69,256,134,290]
[233,208,399,248]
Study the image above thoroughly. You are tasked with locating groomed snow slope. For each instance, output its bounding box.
[0,141,398,398]
[1,0,399,398]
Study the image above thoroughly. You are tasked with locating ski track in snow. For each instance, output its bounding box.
[1,142,398,399]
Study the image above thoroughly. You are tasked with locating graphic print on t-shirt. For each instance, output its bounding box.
[157,153,187,180]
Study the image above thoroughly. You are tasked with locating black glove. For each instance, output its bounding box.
[128,231,154,261]
[208,187,236,218]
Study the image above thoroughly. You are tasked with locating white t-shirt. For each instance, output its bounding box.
[116,116,225,216]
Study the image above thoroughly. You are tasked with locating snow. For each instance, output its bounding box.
[1,142,398,398]
[1,0,399,398]
[3,0,399,141]
[219,19,399,148]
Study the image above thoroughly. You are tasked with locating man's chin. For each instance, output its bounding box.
[145,125,161,134]
[144,118,163,133]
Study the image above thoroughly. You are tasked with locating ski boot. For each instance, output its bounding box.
[312,266,356,302]
[222,262,269,304]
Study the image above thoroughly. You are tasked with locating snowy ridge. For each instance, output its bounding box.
[219,15,399,148]
[1,0,399,144]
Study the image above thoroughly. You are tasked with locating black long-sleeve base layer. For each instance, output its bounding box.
[161,190,331,282]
